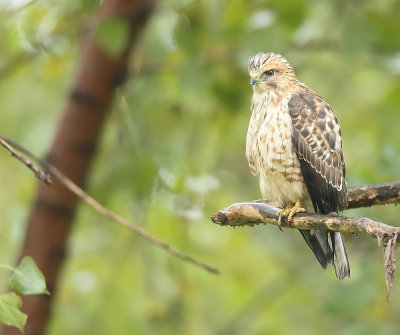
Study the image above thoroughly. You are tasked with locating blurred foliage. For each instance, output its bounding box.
[9,256,49,296]
[0,0,400,334]
[0,257,48,332]
[0,293,26,333]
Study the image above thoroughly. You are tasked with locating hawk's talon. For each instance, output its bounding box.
[278,214,285,231]
[276,201,306,226]
[276,208,289,231]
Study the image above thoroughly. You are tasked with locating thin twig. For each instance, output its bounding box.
[0,137,51,185]
[0,135,219,274]
[384,233,398,303]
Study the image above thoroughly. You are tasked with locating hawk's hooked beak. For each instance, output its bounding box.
[250,77,258,86]
[250,73,259,86]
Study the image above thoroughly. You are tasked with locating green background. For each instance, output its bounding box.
[1,0,400,334]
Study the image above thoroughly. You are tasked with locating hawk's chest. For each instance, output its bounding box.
[246,93,305,201]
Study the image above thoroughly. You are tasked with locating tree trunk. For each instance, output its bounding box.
[2,1,156,334]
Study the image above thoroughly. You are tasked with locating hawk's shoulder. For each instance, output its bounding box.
[288,86,347,213]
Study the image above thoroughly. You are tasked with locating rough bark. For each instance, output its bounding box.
[211,182,400,240]
[211,181,400,301]
[2,1,156,334]
[211,201,399,240]
[346,181,400,208]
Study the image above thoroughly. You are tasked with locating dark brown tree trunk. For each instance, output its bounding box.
[2,1,156,334]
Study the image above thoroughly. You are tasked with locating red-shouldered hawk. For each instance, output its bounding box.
[246,52,350,280]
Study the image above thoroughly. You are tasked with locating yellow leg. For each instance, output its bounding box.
[287,200,306,221]
[276,200,306,224]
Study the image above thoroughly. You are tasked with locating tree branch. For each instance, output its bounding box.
[210,181,400,301]
[211,181,400,239]
[0,137,52,185]
[347,182,400,208]
[211,201,399,241]
[0,135,218,275]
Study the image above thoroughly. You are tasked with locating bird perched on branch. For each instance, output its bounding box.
[246,52,350,280]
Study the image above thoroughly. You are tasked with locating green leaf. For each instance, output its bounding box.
[0,293,27,332]
[95,18,130,57]
[9,257,49,295]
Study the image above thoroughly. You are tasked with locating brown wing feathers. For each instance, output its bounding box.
[288,90,347,214]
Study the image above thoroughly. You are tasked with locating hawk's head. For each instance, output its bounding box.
[248,52,297,93]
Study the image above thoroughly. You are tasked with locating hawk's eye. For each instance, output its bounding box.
[264,69,275,77]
